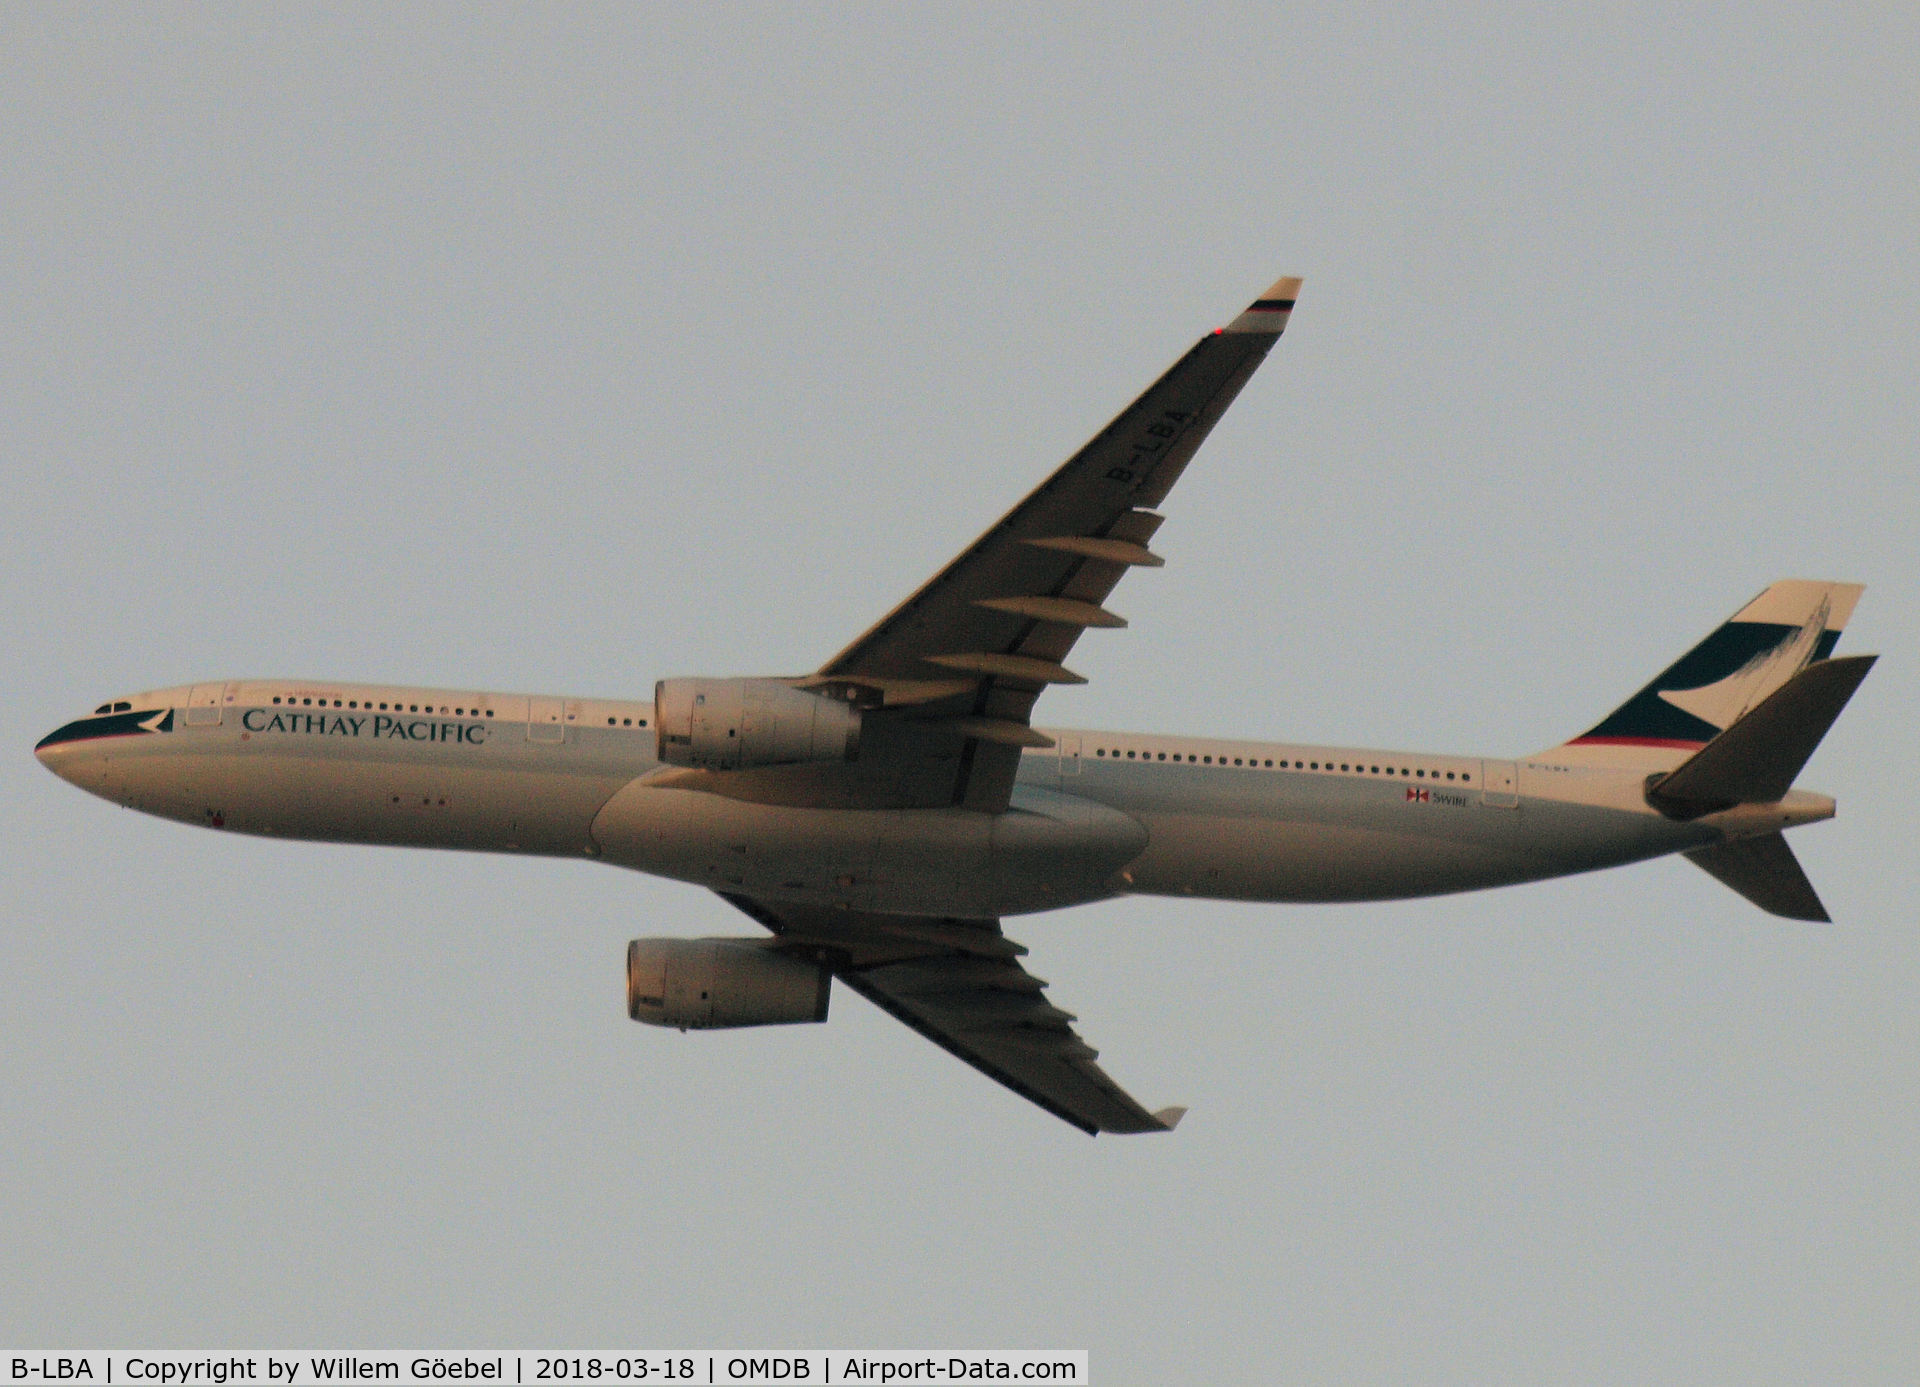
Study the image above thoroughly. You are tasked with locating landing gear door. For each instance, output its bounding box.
[1056,731,1082,781]
[186,683,225,726]
[1481,759,1519,808]
[528,695,565,743]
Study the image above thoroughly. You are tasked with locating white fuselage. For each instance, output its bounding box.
[35,678,1835,918]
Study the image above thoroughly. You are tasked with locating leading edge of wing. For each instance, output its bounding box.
[718,893,1183,1136]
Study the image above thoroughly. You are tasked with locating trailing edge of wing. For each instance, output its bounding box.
[717,893,1182,1136]
[817,272,1302,690]
[798,273,1302,813]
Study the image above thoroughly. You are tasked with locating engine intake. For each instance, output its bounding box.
[655,678,861,770]
[627,936,832,1030]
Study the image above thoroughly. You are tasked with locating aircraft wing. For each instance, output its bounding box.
[720,893,1184,1136]
[797,274,1302,813]
[647,274,1300,813]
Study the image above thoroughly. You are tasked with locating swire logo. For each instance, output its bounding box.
[1405,786,1429,803]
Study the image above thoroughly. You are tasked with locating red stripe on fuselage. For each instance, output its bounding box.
[1567,735,1709,749]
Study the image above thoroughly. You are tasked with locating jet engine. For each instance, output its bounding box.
[654,678,861,770]
[626,936,832,1030]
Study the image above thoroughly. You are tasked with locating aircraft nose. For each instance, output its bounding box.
[34,716,108,785]
[35,725,80,781]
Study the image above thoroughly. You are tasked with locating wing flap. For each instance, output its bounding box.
[633,275,1301,815]
[836,967,1166,1134]
[790,275,1301,812]
[720,893,1181,1135]
[817,284,1295,687]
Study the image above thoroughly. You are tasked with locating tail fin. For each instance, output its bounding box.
[1544,580,1865,767]
[1684,833,1829,922]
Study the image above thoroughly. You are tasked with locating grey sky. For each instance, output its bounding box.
[3,6,1915,1379]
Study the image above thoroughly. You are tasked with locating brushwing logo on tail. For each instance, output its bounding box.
[1655,596,1829,733]
[1569,581,1859,751]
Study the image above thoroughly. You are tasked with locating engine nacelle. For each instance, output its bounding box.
[654,678,861,770]
[626,936,831,1030]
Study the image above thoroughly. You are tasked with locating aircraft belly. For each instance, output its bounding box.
[1093,778,1665,903]
[1124,812,1539,901]
[590,781,1143,917]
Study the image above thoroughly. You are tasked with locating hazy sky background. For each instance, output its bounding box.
[4,6,1915,1380]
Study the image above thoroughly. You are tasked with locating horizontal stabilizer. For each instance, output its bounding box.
[1684,832,1829,922]
[1151,1105,1188,1132]
[1649,655,1875,816]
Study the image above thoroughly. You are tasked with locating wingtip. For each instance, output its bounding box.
[1223,275,1302,334]
[1151,1105,1188,1131]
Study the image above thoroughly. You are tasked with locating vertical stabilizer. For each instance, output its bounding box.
[1543,580,1864,767]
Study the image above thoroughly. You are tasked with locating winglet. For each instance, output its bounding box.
[1150,1105,1188,1131]
[1223,275,1303,335]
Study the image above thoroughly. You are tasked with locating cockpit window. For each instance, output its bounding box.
[114,701,131,712]
[95,703,112,715]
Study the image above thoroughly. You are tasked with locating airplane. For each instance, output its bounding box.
[34,275,1876,1135]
